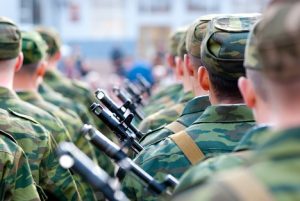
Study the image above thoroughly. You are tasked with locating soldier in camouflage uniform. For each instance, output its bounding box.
[142,28,186,116]
[35,27,114,141]
[14,30,113,200]
[172,19,270,194]
[121,15,258,201]
[139,15,218,146]
[0,16,81,200]
[172,1,300,200]
[138,29,194,132]
[0,124,40,200]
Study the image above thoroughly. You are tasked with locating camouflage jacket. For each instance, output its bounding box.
[173,125,269,194]
[43,70,115,143]
[172,126,300,201]
[143,83,184,116]
[17,91,103,200]
[140,96,210,147]
[148,83,183,103]
[0,129,40,201]
[0,87,81,200]
[38,83,115,176]
[122,104,254,201]
[138,91,194,133]
[0,87,71,145]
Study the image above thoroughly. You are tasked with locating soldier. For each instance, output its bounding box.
[35,27,114,140]
[0,126,40,201]
[142,28,186,116]
[172,19,272,194]
[139,15,216,147]
[121,15,258,201]
[138,29,194,133]
[172,1,300,200]
[14,30,113,200]
[0,16,81,200]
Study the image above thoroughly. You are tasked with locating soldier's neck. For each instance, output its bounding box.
[13,76,38,92]
[0,70,14,90]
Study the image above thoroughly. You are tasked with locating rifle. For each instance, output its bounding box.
[82,125,179,195]
[90,103,143,154]
[112,87,144,121]
[95,89,143,138]
[56,142,129,201]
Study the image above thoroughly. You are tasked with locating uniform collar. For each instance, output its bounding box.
[17,91,44,102]
[0,87,20,100]
[178,91,194,104]
[193,104,254,124]
[181,95,210,116]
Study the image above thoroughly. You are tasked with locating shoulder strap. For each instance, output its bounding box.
[219,169,275,201]
[165,121,186,134]
[170,131,205,165]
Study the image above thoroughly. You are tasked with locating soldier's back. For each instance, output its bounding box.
[0,128,40,201]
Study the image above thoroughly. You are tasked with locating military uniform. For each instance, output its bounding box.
[0,17,81,200]
[36,27,115,142]
[143,27,188,116]
[0,127,40,201]
[138,91,194,133]
[173,125,269,194]
[121,15,259,201]
[140,96,210,147]
[173,3,300,200]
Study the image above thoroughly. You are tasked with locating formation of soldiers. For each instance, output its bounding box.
[0,0,300,200]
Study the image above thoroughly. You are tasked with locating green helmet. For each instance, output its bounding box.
[0,17,21,60]
[22,31,48,65]
[201,15,260,80]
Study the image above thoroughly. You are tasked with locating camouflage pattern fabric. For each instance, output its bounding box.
[43,70,115,140]
[173,125,269,194]
[0,87,81,200]
[168,27,187,57]
[17,91,105,200]
[0,128,40,201]
[38,83,115,176]
[21,31,47,65]
[201,16,260,80]
[121,104,254,201]
[172,127,300,201]
[0,17,21,60]
[35,26,61,57]
[138,91,194,133]
[0,87,71,146]
[144,83,184,116]
[255,1,300,82]
[140,96,210,147]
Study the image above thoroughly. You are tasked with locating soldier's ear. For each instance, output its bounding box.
[198,66,210,91]
[238,76,256,108]
[36,61,47,77]
[184,54,194,76]
[175,56,184,77]
[14,52,24,72]
[166,53,176,69]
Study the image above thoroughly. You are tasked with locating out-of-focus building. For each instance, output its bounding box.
[0,0,269,61]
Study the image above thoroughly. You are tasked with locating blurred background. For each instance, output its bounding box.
[0,0,270,89]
